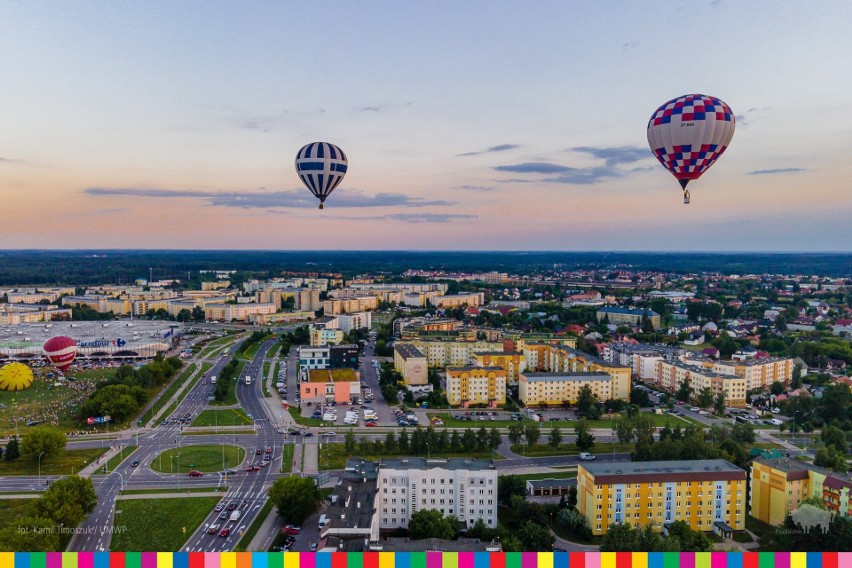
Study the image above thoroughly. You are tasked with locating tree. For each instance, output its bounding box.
[566,486,578,511]
[497,475,525,506]
[21,427,67,460]
[614,417,634,446]
[548,426,562,449]
[666,520,712,551]
[792,365,803,389]
[507,423,525,447]
[814,447,848,473]
[488,428,502,451]
[771,381,786,396]
[462,429,477,452]
[268,476,320,524]
[4,437,20,461]
[408,509,457,540]
[191,306,206,321]
[0,516,60,551]
[30,476,97,528]
[384,432,397,454]
[518,520,554,550]
[449,430,461,453]
[630,387,650,407]
[714,393,726,416]
[676,379,693,403]
[344,430,356,455]
[821,425,848,455]
[577,385,596,417]
[697,387,714,409]
[398,429,410,453]
[524,422,540,448]
[575,419,595,452]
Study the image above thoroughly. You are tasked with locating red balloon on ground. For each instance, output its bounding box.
[43,336,78,372]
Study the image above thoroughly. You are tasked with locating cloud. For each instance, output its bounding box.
[385,213,477,223]
[621,42,638,51]
[458,144,520,157]
[84,187,454,209]
[452,185,494,191]
[747,168,806,175]
[494,162,574,174]
[0,156,25,163]
[572,146,649,166]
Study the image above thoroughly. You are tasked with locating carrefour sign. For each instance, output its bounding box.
[79,339,127,348]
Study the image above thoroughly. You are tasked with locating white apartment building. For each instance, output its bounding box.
[376,458,498,530]
[338,311,372,332]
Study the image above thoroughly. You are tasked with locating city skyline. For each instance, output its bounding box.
[1,2,851,251]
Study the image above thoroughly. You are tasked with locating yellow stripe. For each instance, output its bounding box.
[0,552,13,568]
[538,552,554,568]
[284,552,300,568]
[790,552,807,568]
[695,552,711,568]
[379,552,395,568]
[220,552,237,568]
[157,553,173,568]
[632,552,648,568]
[601,552,617,568]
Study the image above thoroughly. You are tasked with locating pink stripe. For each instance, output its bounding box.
[79,552,95,568]
[206,553,221,568]
[141,552,157,568]
[711,552,727,568]
[585,553,601,568]
[774,553,790,568]
[301,553,316,568]
[46,553,62,568]
[427,552,442,568]
[521,553,536,568]
[459,553,474,568]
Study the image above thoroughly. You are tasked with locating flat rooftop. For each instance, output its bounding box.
[582,459,745,483]
[0,320,180,346]
[522,372,611,382]
[307,368,358,383]
[394,343,425,358]
[379,457,495,472]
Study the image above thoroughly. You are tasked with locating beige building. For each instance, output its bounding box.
[296,289,322,312]
[431,292,485,308]
[202,280,231,291]
[520,372,614,406]
[446,367,507,407]
[655,360,748,407]
[695,358,794,391]
[394,339,504,368]
[323,296,379,315]
[393,343,428,386]
[522,343,631,401]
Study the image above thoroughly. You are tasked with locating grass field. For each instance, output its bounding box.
[139,363,197,426]
[509,442,633,457]
[235,501,273,551]
[93,446,138,474]
[0,499,35,531]
[150,445,246,473]
[119,487,225,495]
[319,442,497,470]
[191,408,253,427]
[280,444,295,473]
[181,429,254,436]
[0,366,114,436]
[210,361,244,406]
[0,448,104,476]
[111,497,220,551]
[507,470,577,483]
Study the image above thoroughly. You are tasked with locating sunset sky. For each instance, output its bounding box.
[1,1,850,251]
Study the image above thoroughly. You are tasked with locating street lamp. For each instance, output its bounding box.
[425,442,430,460]
[38,451,45,487]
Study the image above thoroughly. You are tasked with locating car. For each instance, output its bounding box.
[277,428,287,434]
[218,527,231,538]
[283,525,301,535]
[207,524,220,534]
[365,421,377,427]
[188,470,203,477]
[219,511,229,520]
[225,468,237,474]
[130,460,140,467]
[304,431,313,437]
[289,430,301,436]
[245,465,261,472]
[227,501,237,510]
[215,503,226,512]
[259,461,269,467]
[309,543,317,552]
[256,449,263,455]
[323,431,336,437]
[266,447,272,453]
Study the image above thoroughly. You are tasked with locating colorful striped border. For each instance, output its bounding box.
[0,553,848,568]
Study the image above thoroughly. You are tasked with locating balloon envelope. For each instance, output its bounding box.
[647,94,735,195]
[0,362,34,391]
[43,336,77,372]
[295,142,348,209]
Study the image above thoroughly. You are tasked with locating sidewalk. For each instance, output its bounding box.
[78,445,127,478]
[246,505,283,551]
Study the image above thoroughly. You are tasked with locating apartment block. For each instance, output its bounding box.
[519,372,613,406]
[445,367,507,407]
[655,360,748,408]
[393,344,428,386]
[469,351,526,384]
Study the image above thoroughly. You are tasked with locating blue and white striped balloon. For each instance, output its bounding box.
[295,142,348,209]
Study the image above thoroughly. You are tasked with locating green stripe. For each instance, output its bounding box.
[30,553,46,568]
[126,552,141,568]
[410,553,426,568]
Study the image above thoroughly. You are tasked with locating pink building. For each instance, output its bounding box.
[300,368,361,404]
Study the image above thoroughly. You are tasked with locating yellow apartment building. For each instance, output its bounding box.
[394,339,503,368]
[519,372,613,406]
[445,367,507,408]
[522,343,631,401]
[578,459,747,536]
[393,343,428,386]
[692,358,793,391]
[470,351,526,384]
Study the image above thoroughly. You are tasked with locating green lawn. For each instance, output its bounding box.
[93,446,139,474]
[111,497,220,551]
[182,429,254,436]
[280,444,295,473]
[507,470,577,483]
[235,501,273,551]
[509,442,633,457]
[745,515,776,541]
[0,448,104,476]
[0,499,36,531]
[139,363,198,426]
[319,443,497,470]
[150,445,246,473]
[288,406,323,427]
[191,408,252,427]
[211,361,244,406]
[119,487,225,495]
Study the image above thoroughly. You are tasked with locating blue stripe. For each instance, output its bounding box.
[298,162,326,171]
[396,552,411,568]
[727,552,743,568]
[333,163,348,173]
[648,552,665,568]
[252,553,268,568]
[173,553,188,568]
[316,553,331,568]
[328,145,337,160]
[94,553,111,568]
[15,552,29,568]
[316,143,325,158]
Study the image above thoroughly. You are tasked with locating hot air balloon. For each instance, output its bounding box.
[647,94,735,204]
[43,336,77,372]
[0,362,34,391]
[295,142,348,209]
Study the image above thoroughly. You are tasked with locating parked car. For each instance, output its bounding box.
[283,525,301,535]
[188,470,203,477]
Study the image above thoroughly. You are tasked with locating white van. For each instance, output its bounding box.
[229,510,242,522]
[244,377,252,385]
[579,452,596,461]
[318,514,329,529]
[210,376,217,384]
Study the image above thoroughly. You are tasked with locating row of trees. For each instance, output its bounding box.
[344,426,502,457]
[600,521,712,552]
[77,356,183,423]
[2,427,68,462]
[506,419,596,452]
[0,476,97,551]
[213,359,240,402]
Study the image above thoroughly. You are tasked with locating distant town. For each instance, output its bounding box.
[0,255,850,553]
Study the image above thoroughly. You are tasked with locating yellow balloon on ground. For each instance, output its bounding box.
[0,362,35,391]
